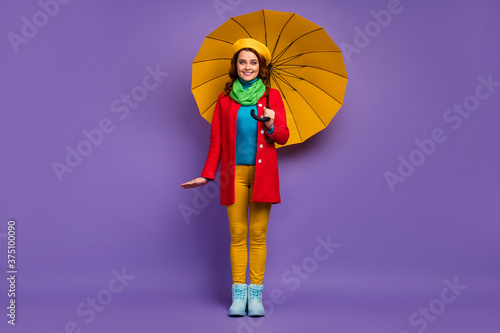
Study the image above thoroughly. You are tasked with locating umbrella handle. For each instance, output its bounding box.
[251,109,270,122]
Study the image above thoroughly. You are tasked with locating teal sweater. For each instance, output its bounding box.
[235,77,274,165]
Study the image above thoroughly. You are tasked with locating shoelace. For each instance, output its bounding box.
[249,288,262,301]
[233,287,246,300]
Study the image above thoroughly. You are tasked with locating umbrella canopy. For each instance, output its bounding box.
[192,9,348,147]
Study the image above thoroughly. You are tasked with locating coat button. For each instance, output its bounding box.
[260,144,263,148]
[260,129,264,134]
[258,159,262,163]
[258,103,263,107]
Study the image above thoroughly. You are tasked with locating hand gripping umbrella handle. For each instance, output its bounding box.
[250,92,271,122]
[251,109,270,122]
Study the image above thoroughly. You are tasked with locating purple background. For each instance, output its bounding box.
[1,0,499,332]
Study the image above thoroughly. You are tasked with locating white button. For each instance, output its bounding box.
[261,129,264,134]
[260,144,263,148]
[258,104,262,107]
[258,159,262,163]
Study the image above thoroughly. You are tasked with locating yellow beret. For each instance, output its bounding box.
[232,38,272,64]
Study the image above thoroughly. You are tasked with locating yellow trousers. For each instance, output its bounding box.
[227,165,272,285]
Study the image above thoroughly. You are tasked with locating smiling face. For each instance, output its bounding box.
[236,50,260,81]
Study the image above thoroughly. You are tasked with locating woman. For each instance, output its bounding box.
[181,38,289,317]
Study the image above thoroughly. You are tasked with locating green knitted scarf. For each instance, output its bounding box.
[230,78,266,105]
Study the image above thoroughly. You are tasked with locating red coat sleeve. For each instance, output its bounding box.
[265,89,289,145]
[200,94,223,180]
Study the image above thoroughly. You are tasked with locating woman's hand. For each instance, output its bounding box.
[263,107,275,129]
[181,177,209,189]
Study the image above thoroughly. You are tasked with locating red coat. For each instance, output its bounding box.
[201,88,289,205]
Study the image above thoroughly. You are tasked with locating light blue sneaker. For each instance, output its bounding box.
[247,284,265,317]
[228,283,248,317]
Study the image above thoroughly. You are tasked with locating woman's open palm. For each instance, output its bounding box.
[181,177,208,189]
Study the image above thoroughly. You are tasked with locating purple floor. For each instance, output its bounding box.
[4,271,499,332]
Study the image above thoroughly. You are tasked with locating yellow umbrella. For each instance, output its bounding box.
[191,9,348,147]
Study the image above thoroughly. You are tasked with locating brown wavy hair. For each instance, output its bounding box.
[223,48,271,96]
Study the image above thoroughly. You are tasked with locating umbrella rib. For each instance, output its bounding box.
[273,28,324,64]
[191,72,228,90]
[276,64,348,80]
[230,17,253,38]
[200,99,218,117]
[271,70,297,91]
[271,74,303,143]
[193,57,231,64]
[273,68,344,107]
[205,36,234,45]
[270,13,296,60]
[274,50,342,67]
[262,10,268,47]
[272,72,328,128]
